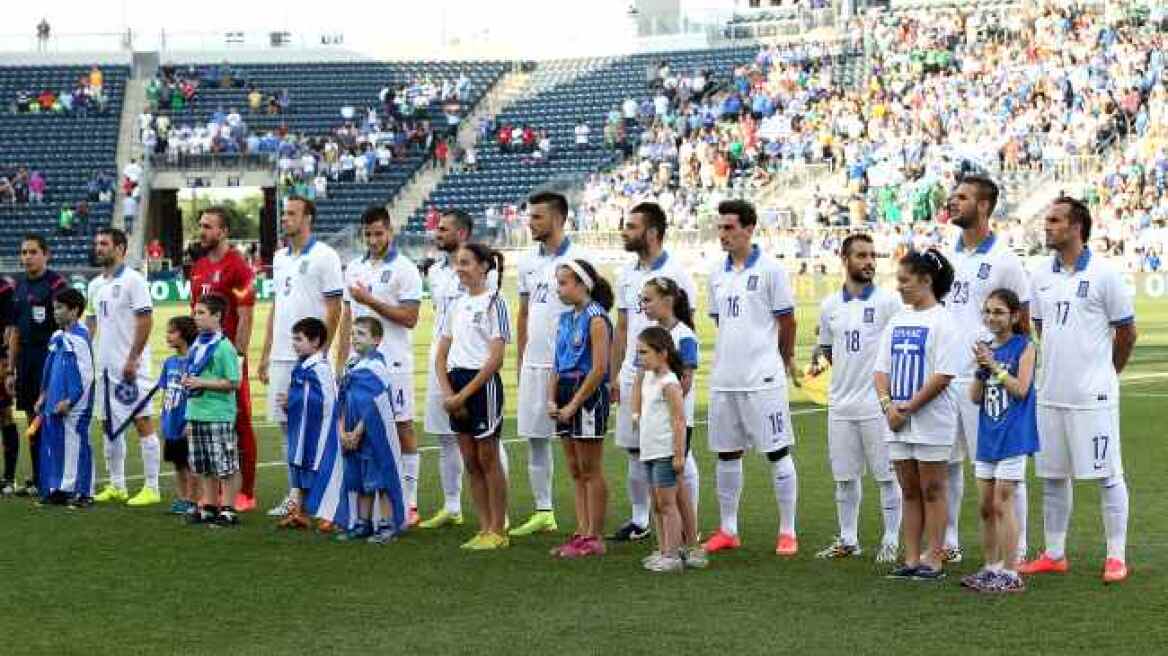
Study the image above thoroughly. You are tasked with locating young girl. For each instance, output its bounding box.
[964,289,1038,593]
[633,326,689,572]
[874,249,961,581]
[436,243,511,551]
[547,259,613,559]
[160,316,198,515]
[636,276,704,568]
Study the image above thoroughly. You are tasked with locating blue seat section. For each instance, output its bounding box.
[0,65,128,265]
[156,61,509,234]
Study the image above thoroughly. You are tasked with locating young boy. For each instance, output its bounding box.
[330,316,407,544]
[160,315,198,515]
[278,317,338,531]
[36,288,95,507]
[182,294,242,526]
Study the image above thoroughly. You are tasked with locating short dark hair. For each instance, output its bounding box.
[199,206,231,231]
[717,199,758,228]
[167,315,198,345]
[21,233,49,255]
[442,208,474,236]
[361,205,391,228]
[840,233,874,257]
[352,315,384,340]
[528,191,568,220]
[53,288,85,314]
[630,201,668,242]
[1053,196,1092,242]
[285,194,316,221]
[96,227,128,252]
[196,293,228,320]
[959,174,1000,217]
[292,317,327,349]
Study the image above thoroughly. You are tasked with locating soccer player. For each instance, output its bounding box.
[941,176,1031,563]
[259,195,344,516]
[610,201,697,542]
[874,249,961,580]
[336,206,422,526]
[703,200,800,556]
[1021,198,1137,584]
[189,207,258,511]
[86,227,162,507]
[814,233,904,562]
[35,288,95,507]
[5,234,68,497]
[511,192,591,538]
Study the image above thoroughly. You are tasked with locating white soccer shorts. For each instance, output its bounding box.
[517,365,555,439]
[386,371,414,423]
[828,415,894,482]
[888,441,951,463]
[97,368,155,431]
[1036,405,1123,480]
[265,360,295,424]
[615,377,638,449]
[424,364,453,435]
[948,380,980,463]
[707,387,794,454]
[975,455,1027,481]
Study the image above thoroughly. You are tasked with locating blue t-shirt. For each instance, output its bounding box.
[159,355,188,441]
[554,302,611,379]
[977,334,1039,462]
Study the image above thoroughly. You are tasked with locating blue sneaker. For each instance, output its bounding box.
[334,522,374,542]
[367,524,398,545]
[885,564,919,579]
[169,499,192,515]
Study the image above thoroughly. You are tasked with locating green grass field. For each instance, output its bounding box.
[1,274,1166,655]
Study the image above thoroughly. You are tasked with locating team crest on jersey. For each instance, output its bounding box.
[746,275,759,291]
[114,380,139,405]
[381,270,393,283]
[299,261,309,275]
[212,271,221,283]
[863,307,875,323]
[977,263,992,280]
[112,284,122,298]
[473,311,484,324]
[1077,281,1090,298]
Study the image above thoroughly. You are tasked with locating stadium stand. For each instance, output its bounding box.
[0,64,128,265]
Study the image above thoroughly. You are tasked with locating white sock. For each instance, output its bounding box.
[139,434,161,491]
[528,438,553,512]
[497,438,510,481]
[835,479,861,546]
[878,479,903,546]
[401,452,419,509]
[1042,477,1073,560]
[438,435,462,514]
[715,458,743,535]
[1015,479,1029,558]
[1100,476,1129,561]
[627,452,651,528]
[944,461,964,549]
[684,450,699,518]
[105,435,126,490]
[772,455,797,536]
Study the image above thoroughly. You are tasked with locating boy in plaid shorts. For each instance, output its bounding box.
[183,294,242,526]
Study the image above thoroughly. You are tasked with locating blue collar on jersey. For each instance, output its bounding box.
[724,244,761,272]
[955,232,996,254]
[108,264,126,280]
[842,283,875,302]
[1053,247,1091,273]
[291,236,318,257]
[635,250,669,272]
[540,236,572,257]
[365,246,398,264]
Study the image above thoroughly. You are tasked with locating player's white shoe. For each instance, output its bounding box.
[266,494,295,517]
[875,542,899,564]
[815,538,861,560]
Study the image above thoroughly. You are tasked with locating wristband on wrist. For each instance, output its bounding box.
[879,395,892,413]
[993,368,1009,384]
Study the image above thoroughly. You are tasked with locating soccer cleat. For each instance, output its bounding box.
[775,533,799,557]
[461,532,488,550]
[419,509,465,529]
[233,493,257,513]
[912,565,946,581]
[334,522,374,542]
[682,547,709,569]
[875,542,899,564]
[1102,558,1128,584]
[508,510,557,537]
[126,487,161,507]
[93,485,128,503]
[941,546,963,564]
[408,507,421,527]
[277,509,310,530]
[645,554,684,573]
[1018,553,1069,575]
[367,525,398,545]
[467,532,509,550]
[608,521,651,542]
[169,499,192,514]
[266,494,295,517]
[815,538,861,560]
[885,564,919,580]
[703,529,742,553]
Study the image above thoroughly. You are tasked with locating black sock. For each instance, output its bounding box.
[1,423,17,482]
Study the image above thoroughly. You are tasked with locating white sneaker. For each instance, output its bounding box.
[645,554,684,573]
[266,494,295,517]
[876,541,899,564]
[682,547,709,569]
[641,550,662,567]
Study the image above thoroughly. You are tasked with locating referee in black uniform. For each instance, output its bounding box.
[4,234,67,496]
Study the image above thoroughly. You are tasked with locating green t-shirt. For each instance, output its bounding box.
[185,338,241,423]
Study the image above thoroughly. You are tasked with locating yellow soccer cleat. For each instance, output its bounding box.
[126,487,162,507]
[508,510,557,537]
[460,532,488,550]
[93,485,129,503]
[418,509,465,529]
[468,532,510,551]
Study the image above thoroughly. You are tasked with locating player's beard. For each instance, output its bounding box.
[950,209,976,229]
[201,236,221,252]
[623,235,645,253]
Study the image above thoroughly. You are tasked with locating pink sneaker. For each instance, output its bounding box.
[560,535,605,559]
[550,534,584,557]
[580,535,606,556]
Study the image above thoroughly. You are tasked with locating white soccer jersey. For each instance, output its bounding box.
[1031,249,1134,409]
[517,237,592,368]
[428,255,499,343]
[343,249,422,373]
[616,251,698,383]
[87,265,153,373]
[707,245,795,392]
[818,284,903,420]
[874,304,962,445]
[943,233,1031,380]
[271,237,344,362]
[443,291,512,371]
